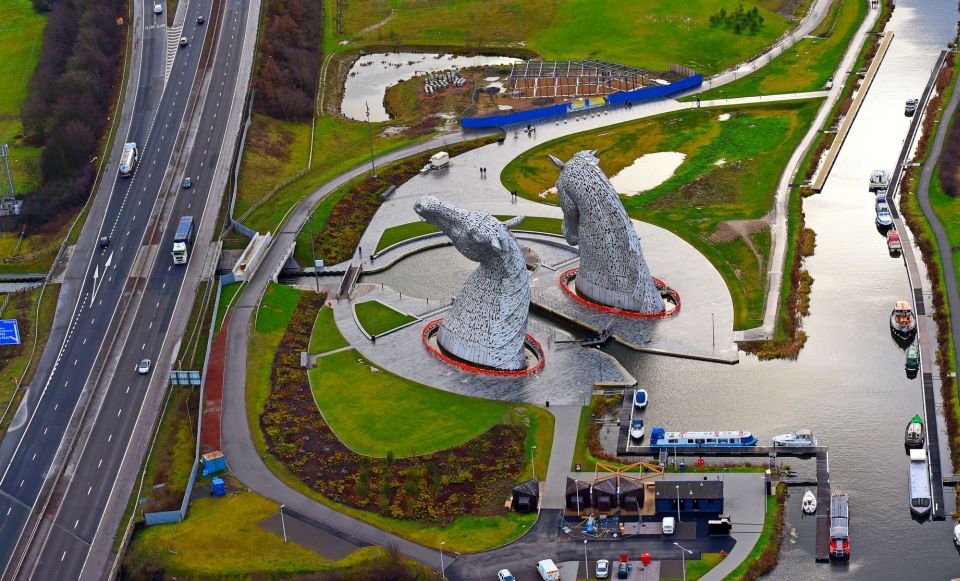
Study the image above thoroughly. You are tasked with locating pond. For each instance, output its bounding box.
[609,151,686,195]
[341,52,522,122]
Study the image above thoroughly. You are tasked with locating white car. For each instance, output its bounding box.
[595,559,610,578]
[137,359,152,374]
[662,516,676,535]
[153,3,163,14]
[497,569,515,581]
[179,36,189,47]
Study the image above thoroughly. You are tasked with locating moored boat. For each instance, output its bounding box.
[876,201,893,229]
[802,489,817,515]
[630,419,645,440]
[908,449,931,517]
[905,343,920,373]
[890,301,917,341]
[649,428,757,447]
[633,388,648,409]
[905,98,919,116]
[869,169,890,192]
[886,230,901,255]
[773,429,817,447]
[954,522,960,546]
[905,414,925,448]
[829,492,850,560]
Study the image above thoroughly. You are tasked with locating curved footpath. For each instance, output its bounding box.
[217,2,855,577]
[916,72,960,404]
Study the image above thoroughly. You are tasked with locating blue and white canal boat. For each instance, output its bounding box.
[649,428,758,447]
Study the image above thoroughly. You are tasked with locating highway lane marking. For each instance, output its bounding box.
[61,551,66,562]
[117,408,122,417]
[97,459,102,469]
[125,386,130,394]
[107,434,112,443]
[167,266,171,271]
[74,519,78,529]
[86,487,91,496]
[19,480,23,488]
[6,507,10,515]
[149,321,153,329]
[73,359,77,366]
[31,453,36,461]
[98,299,102,306]
[82,338,86,345]
[43,428,47,435]
[141,343,146,350]
[53,404,58,411]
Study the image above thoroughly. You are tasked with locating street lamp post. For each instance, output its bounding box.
[531,445,538,480]
[583,540,589,581]
[576,479,581,516]
[674,542,694,581]
[279,504,288,543]
[676,485,681,522]
[439,540,446,579]
[365,102,377,178]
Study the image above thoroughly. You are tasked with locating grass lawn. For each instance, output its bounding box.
[375,215,564,254]
[353,300,416,336]
[236,115,422,234]
[214,281,243,334]
[140,388,197,512]
[127,490,378,577]
[502,101,821,328]
[690,0,867,100]
[310,348,511,457]
[310,304,348,354]
[665,552,725,581]
[248,284,547,551]
[332,0,796,76]
[0,0,45,194]
[0,284,59,439]
[235,114,312,219]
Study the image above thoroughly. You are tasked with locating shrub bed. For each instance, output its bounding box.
[261,293,526,523]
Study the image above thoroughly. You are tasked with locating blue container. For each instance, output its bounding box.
[211,477,226,497]
[201,451,226,476]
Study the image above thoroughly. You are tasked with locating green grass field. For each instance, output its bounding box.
[691,0,867,100]
[127,490,378,577]
[0,1,45,194]
[214,281,243,333]
[502,100,821,328]
[353,300,416,336]
[310,304,349,354]
[237,116,422,234]
[331,0,796,76]
[309,349,511,457]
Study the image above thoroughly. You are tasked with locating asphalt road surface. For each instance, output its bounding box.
[0,0,251,576]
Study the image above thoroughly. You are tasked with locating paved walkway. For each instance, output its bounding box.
[199,311,230,452]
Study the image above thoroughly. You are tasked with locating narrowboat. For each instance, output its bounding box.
[908,449,931,517]
[649,428,757,447]
[829,492,850,560]
[887,230,901,255]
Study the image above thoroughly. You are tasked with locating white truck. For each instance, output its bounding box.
[119,142,138,177]
[536,559,560,581]
[172,215,195,264]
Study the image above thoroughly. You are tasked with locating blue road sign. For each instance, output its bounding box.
[0,320,21,345]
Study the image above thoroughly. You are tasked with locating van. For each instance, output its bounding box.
[662,516,676,535]
[536,558,560,581]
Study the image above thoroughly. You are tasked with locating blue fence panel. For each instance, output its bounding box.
[606,74,703,104]
[144,510,182,526]
[220,272,236,286]
[462,75,703,128]
[231,219,257,239]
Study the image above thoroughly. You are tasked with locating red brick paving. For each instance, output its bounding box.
[200,311,232,453]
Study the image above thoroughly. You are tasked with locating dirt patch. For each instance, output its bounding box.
[715,213,774,267]
[246,119,294,160]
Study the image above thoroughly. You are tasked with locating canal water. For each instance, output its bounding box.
[610,1,960,578]
[346,0,960,577]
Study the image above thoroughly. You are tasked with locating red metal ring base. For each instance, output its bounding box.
[421,319,545,376]
[559,268,681,318]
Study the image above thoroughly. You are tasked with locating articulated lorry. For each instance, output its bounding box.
[119,142,138,177]
[172,216,195,264]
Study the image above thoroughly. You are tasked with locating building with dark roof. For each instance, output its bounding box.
[592,477,619,512]
[566,478,592,511]
[511,479,539,512]
[655,479,724,514]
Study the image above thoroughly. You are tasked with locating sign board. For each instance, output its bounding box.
[0,320,21,345]
[314,259,325,270]
[169,370,202,386]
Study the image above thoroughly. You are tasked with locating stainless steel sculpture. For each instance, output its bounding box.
[414,195,530,370]
[550,150,665,313]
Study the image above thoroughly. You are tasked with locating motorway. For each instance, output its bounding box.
[0,0,252,577]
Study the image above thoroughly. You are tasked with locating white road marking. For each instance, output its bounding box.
[31,453,36,461]
[117,408,122,417]
[125,386,130,394]
[61,551,66,562]
[74,519,78,529]
[97,458,102,469]
[87,486,92,496]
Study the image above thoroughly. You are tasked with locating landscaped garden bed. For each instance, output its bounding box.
[262,293,529,523]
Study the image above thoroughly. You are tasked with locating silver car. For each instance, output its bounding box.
[137,359,152,374]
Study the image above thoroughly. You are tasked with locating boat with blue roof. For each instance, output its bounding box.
[650,428,757,447]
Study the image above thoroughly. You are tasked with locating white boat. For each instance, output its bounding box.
[630,419,645,440]
[890,301,918,342]
[908,449,931,517]
[802,489,817,515]
[953,522,960,546]
[773,429,817,447]
[633,388,648,409]
[869,169,890,192]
